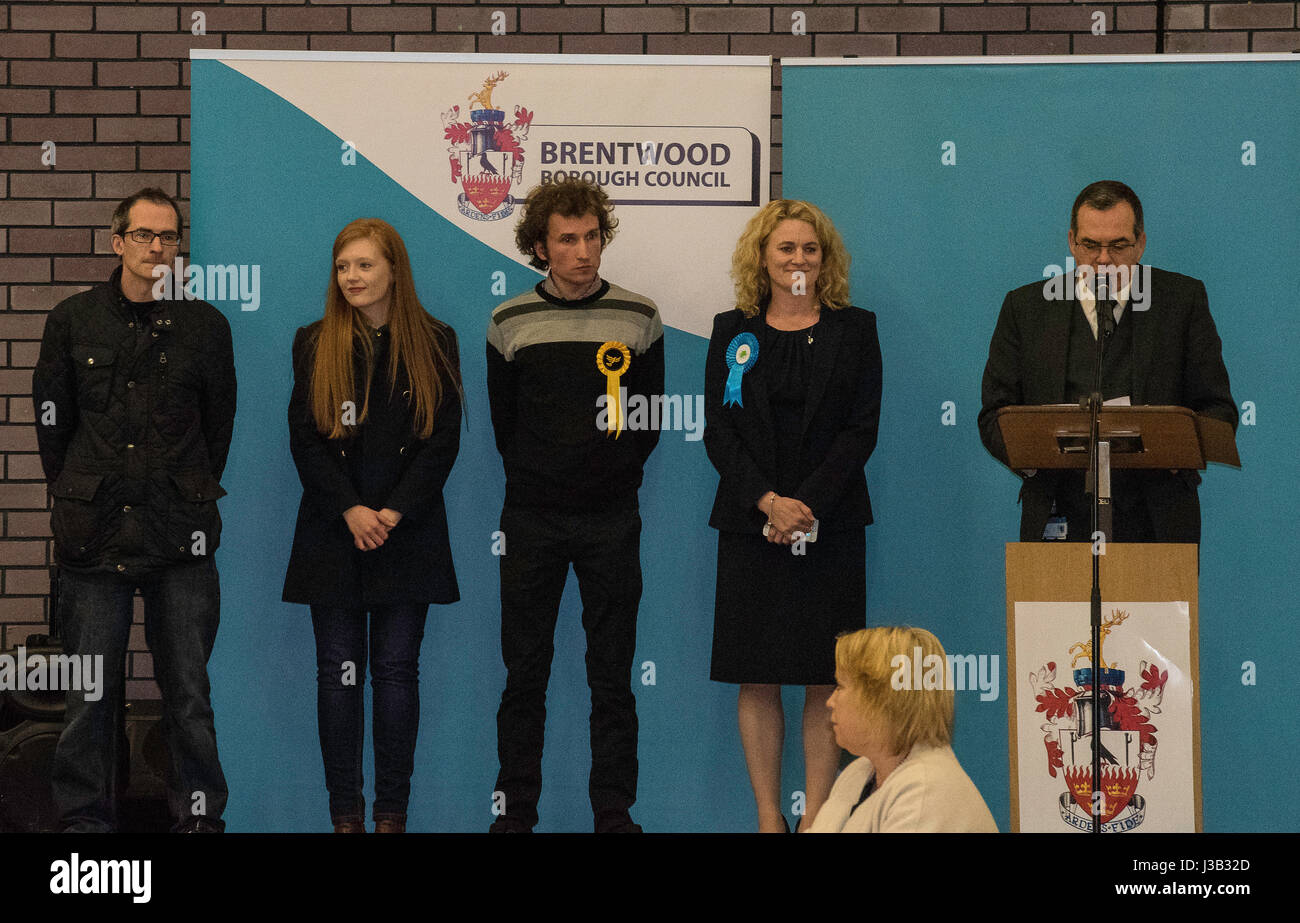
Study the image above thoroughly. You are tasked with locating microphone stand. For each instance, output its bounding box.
[1083,267,1116,835]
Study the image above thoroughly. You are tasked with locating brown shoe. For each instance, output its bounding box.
[333,817,365,833]
[374,817,406,834]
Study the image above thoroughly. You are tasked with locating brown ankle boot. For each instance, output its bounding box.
[333,817,365,833]
[374,816,406,834]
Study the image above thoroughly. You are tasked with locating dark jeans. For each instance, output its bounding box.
[52,559,227,832]
[493,505,642,831]
[309,604,429,823]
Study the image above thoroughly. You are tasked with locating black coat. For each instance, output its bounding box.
[282,321,461,606]
[978,266,1237,542]
[704,305,883,533]
[32,266,236,574]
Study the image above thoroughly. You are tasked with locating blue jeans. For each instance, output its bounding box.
[309,604,429,823]
[52,559,227,832]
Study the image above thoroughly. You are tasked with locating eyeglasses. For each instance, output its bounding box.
[121,227,181,246]
[1075,239,1136,258]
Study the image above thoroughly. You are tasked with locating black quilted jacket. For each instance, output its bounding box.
[32,267,237,575]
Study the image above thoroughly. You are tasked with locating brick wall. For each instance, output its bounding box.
[2,1,1297,696]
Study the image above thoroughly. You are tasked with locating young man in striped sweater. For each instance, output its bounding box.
[486,178,664,833]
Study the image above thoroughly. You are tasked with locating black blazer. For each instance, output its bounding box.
[703,305,882,533]
[282,321,461,606]
[978,266,1237,542]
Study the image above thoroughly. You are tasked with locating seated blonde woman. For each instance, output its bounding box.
[807,626,997,833]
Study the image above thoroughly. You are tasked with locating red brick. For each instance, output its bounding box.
[0,597,45,621]
[11,4,95,31]
[0,89,51,114]
[814,33,898,55]
[1166,29,1248,50]
[5,568,50,595]
[6,454,48,481]
[179,5,265,32]
[691,7,770,32]
[351,7,433,31]
[795,8,857,31]
[139,32,222,58]
[1073,31,1158,51]
[436,7,514,32]
[54,200,115,227]
[476,34,560,52]
[863,7,942,31]
[393,34,477,52]
[308,34,392,52]
[560,34,644,53]
[11,62,95,87]
[1118,4,1158,30]
[223,33,309,51]
[138,145,190,171]
[130,652,154,679]
[9,397,35,423]
[10,286,90,311]
[1165,4,1205,29]
[96,7,179,32]
[0,541,47,566]
[56,89,139,114]
[944,7,1027,31]
[140,90,190,116]
[11,117,95,142]
[11,173,93,198]
[1032,6,1113,30]
[988,32,1070,54]
[607,8,686,32]
[266,7,347,31]
[0,202,53,226]
[0,146,43,170]
[95,173,177,199]
[97,117,177,143]
[731,33,813,55]
[98,62,180,87]
[0,481,46,508]
[53,145,137,171]
[0,314,50,339]
[0,424,40,452]
[56,32,137,58]
[521,8,603,32]
[647,34,729,54]
[1251,30,1300,50]
[54,256,120,281]
[1209,3,1293,29]
[9,229,91,255]
[9,342,42,368]
[0,33,52,59]
[92,228,115,255]
[902,33,984,54]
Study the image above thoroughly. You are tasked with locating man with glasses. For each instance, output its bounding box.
[32,188,236,831]
[978,180,1236,543]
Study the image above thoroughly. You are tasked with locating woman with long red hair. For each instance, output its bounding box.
[283,218,462,833]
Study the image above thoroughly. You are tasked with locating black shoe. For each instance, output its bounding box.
[174,817,223,833]
[488,817,532,833]
[595,813,642,833]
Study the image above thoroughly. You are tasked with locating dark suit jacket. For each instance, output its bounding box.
[704,305,882,533]
[978,266,1237,543]
[282,322,461,606]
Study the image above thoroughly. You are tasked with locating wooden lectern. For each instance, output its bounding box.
[996,405,1237,832]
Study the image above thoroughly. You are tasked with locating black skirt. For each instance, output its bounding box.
[710,528,866,685]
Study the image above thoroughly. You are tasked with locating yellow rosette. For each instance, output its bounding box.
[596,341,632,438]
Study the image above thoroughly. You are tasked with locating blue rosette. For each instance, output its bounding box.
[723,333,759,408]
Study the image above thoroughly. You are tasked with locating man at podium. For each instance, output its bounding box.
[978,180,1237,544]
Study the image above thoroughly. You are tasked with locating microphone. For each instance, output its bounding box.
[1094,264,1117,338]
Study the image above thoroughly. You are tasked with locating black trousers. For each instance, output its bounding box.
[493,504,642,831]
